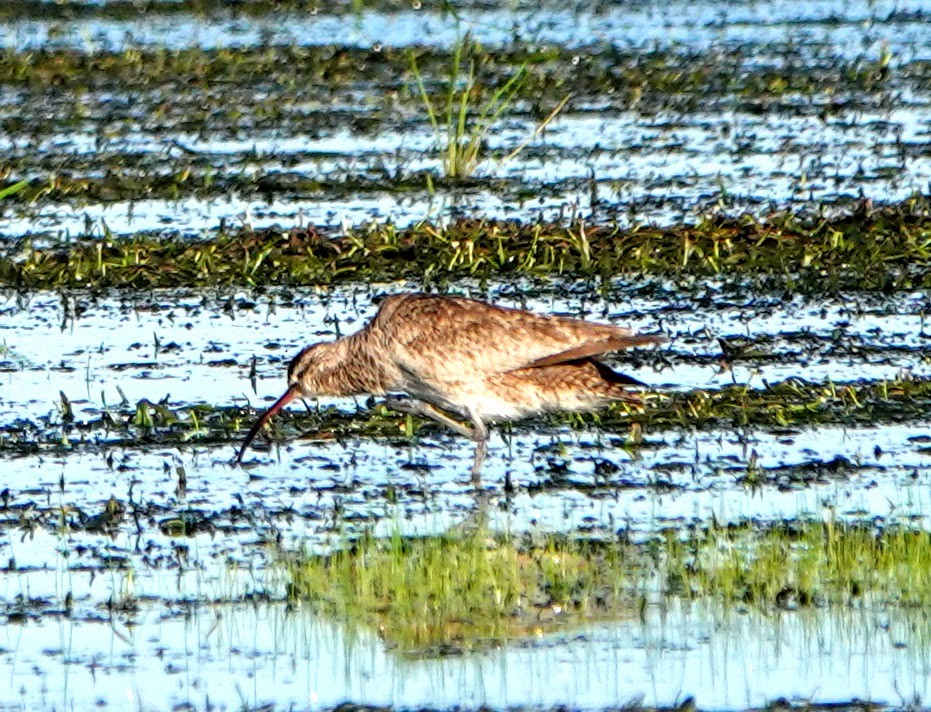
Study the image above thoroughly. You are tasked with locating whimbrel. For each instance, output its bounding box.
[236,293,664,479]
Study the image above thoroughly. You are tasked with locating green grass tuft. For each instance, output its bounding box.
[284,528,640,652]
[411,34,527,180]
[665,520,931,608]
[283,519,931,652]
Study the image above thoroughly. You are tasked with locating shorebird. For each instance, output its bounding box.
[236,293,664,479]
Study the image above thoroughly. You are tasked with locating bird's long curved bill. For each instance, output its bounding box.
[235,387,298,464]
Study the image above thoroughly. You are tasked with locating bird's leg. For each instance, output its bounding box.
[446,488,490,537]
[383,397,475,439]
[384,397,490,486]
[469,418,489,485]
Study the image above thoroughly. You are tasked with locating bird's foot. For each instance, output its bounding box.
[446,498,490,538]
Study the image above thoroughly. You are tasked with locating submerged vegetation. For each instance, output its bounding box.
[284,519,931,650]
[3,198,931,290]
[665,520,931,608]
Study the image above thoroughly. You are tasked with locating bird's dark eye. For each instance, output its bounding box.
[286,357,301,383]
[287,346,313,384]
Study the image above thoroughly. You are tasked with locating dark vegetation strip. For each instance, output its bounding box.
[0,0,502,20]
[1,0,929,28]
[2,198,931,290]
[0,0,381,20]
[0,170,444,205]
[0,44,903,103]
[2,376,929,457]
[0,165,907,211]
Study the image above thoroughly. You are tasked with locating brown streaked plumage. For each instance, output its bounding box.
[236,293,664,479]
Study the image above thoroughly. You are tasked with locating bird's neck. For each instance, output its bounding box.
[316,331,390,396]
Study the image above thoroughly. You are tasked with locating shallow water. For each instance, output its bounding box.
[3,285,930,422]
[4,0,931,58]
[1,0,930,238]
[4,600,931,710]
[3,283,931,708]
[2,104,929,238]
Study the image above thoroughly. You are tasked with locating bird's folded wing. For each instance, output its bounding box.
[523,334,666,369]
[377,294,662,383]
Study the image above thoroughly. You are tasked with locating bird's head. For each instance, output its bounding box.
[285,342,340,397]
[235,341,341,464]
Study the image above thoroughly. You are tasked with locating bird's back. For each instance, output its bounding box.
[367,292,658,385]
